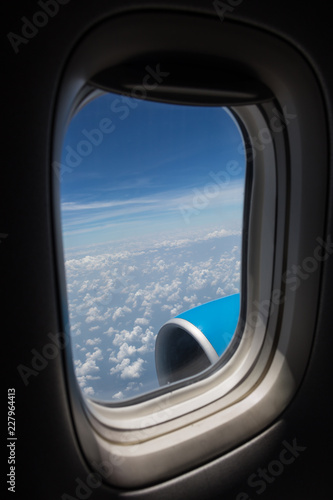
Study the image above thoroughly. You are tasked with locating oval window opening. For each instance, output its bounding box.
[60,90,246,403]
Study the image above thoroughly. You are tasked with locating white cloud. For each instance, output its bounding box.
[71,321,81,330]
[109,342,137,362]
[161,304,173,311]
[139,328,156,349]
[83,386,95,396]
[113,325,143,346]
[86,337,102,346]
[110,357,145,379]
[61,183,244,239]
[62,198,158,212]
[170,305,183,316]
[112,391,124,400]
[103,326,118,336]
[134,317,149,326]
[112,305,132,322]
[85,306,112,323]
[75,348,103,388]
[203,229,241,240]
[183,295,198,308]
[89,325,101,332]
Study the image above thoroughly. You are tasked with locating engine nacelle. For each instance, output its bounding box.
[155,293,240,386]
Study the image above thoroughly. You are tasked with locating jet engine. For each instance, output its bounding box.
[155,293,240,385]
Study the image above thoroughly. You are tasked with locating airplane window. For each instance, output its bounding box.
[49,11,328,488]
[59,91,246,402]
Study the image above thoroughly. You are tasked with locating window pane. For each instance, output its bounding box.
[60,91,246,402]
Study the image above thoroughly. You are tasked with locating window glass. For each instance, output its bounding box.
[60,91,246,402]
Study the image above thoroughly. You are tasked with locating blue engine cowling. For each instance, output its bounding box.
[155,293,240,386]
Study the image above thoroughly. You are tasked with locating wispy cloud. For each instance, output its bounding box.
[62,197,158,211]
[61,182,244,241]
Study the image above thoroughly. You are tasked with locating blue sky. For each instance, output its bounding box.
[60,92,245,249]
[60,92,246,402]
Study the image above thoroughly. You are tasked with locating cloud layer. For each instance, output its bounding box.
[65,229,241,401]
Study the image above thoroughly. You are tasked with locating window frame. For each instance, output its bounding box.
[52,10,328,488]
